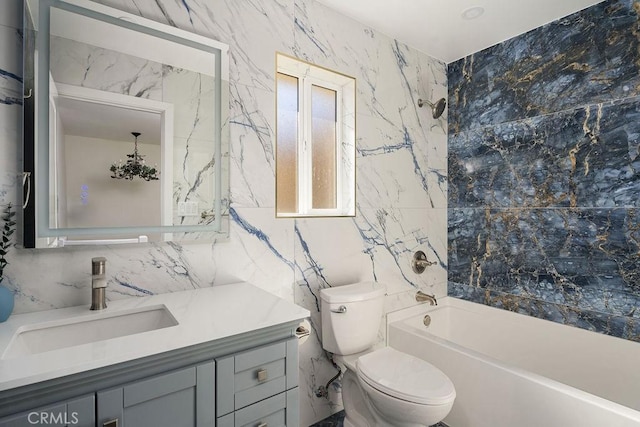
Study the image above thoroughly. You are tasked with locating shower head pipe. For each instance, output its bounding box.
[418,97,446,119]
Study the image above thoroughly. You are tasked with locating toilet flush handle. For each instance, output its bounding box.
[331,305,347,314]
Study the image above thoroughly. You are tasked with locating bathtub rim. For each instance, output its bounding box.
[386,296,640,423]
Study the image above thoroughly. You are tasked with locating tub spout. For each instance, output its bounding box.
[416,291,437,306]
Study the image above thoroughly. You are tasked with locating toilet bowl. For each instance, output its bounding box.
[356,347,455,426]
[320,282,456,427]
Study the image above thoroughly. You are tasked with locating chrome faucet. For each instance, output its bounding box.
[416,290,437,306]
[90,257,107,310]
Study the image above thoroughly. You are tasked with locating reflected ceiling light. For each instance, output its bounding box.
[110,132,160,181]
[461,6,485,20]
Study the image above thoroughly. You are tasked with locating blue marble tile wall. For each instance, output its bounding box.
[0,0,447,425]
[447,0,640,342]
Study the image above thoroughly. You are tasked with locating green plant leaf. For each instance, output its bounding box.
[0,202,14,283]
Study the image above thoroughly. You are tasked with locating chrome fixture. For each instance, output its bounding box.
[90,257,107,310]
[257,368,269,383]
[416,290,437,306]
[423,314,432,327]
[110,132,160,181]
[315,354,342,398]
[58,235,149,247]
[330,305,347,314]
[461,6,485,20]
[411,250,437,274]
[200,210,216,220]
[295,324,310,339]
[418,97,446,119]
[22,172,31,209]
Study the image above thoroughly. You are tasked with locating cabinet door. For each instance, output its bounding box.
[97,361,215,427]
[0,395,94,427]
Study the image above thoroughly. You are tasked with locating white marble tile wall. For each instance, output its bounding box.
[0,0,22,214]
[0,0,446,425]
[49,36,164,99]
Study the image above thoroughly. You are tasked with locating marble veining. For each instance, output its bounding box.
[50,36,163,100]
[449,208,640,323]
[1,0,447,425]
[50,35,219,228]
[449,97,640,209]
[0,70,21,105]
[0,27,22,107]
[448,0,640,342]
[0,282,309,391]
[449,0,640,135]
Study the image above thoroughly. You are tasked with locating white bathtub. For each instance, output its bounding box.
[387,296,640,427]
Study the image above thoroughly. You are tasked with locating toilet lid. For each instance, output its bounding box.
[356,347,456,405]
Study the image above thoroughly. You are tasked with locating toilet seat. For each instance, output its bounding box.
[356,347,456,405]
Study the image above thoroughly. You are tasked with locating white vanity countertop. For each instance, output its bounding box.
[0,282,310,392]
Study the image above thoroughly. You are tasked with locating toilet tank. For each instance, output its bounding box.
[320,282,386,355]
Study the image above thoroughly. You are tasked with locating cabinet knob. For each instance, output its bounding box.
[256,368,268,382]
[103,419,119,427]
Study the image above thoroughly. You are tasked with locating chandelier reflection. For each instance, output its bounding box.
[110,132,160,181]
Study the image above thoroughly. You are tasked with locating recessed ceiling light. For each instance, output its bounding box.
[461,6,485,20]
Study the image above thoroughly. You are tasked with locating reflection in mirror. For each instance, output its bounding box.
[23,0,229,248]
[275,53,356,217]
[50,84,170,242]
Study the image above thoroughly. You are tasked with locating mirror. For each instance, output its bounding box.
[22,0,229,248]
[275,53,356,217]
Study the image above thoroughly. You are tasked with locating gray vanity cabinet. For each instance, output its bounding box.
[0,333,301,427]
[0,395,94,427]
[216,389,299,427]
[96,361,215,427]
[216,338,299,426]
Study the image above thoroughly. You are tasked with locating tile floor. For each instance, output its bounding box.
[309,410,449,427]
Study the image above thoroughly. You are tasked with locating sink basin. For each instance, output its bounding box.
[2,305,178,359]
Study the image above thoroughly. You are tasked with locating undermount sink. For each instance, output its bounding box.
[2,305,178,359]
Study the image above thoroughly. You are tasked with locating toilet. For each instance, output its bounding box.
[320,282,455,427]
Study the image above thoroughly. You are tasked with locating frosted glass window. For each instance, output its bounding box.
[275,53,355,217]
[311,85,337,209]
[276,73,299,214]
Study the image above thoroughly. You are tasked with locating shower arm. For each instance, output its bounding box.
[417,97,446,119]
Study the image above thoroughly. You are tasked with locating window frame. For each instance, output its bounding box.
[275,54,355,218]
[299,76,343,216]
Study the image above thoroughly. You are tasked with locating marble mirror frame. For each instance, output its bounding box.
[22,0,230,248]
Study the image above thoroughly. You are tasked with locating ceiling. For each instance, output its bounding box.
[313,0,605,63]
[58,97,161,144]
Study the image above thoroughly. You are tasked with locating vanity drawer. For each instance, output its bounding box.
[216,388,299,427]
[216,338,298,415]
